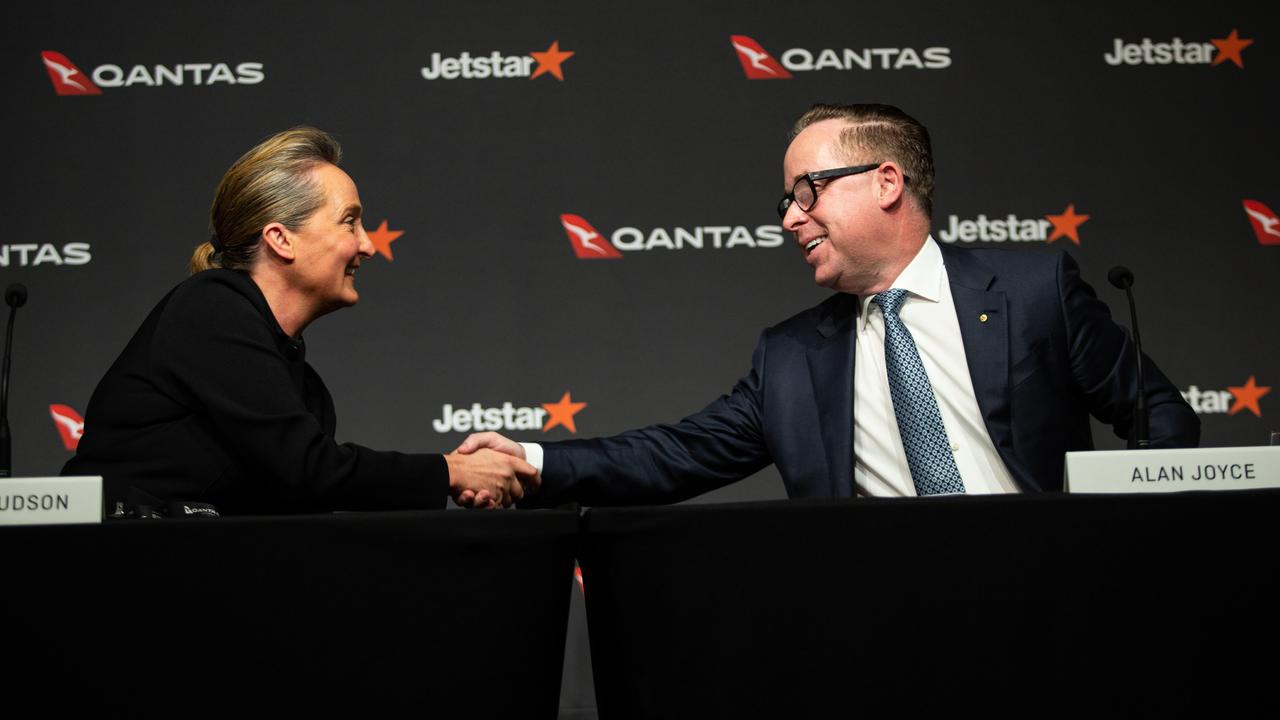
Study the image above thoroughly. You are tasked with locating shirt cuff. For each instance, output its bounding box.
[519,442,544,473]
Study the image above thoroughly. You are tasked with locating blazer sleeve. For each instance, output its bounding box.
[1057,252,1199,448]
[528,335,775,506]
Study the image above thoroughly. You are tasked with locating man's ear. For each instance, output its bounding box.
[260,222,296,263]
[875,162,907,210]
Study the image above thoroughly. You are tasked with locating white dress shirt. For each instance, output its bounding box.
[853,237,1019,496]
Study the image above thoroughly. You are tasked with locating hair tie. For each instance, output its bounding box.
[209,232,225,255]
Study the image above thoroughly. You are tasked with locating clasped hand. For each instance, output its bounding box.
[445,432,535,509]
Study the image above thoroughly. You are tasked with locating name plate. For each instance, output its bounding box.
[1065,447,1280,493]
[0,476,103,526]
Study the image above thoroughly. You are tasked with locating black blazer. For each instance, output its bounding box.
[63,269,447,514]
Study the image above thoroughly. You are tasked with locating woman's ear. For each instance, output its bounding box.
[260,222,297,262]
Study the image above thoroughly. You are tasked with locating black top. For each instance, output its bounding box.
[62,269,448,514]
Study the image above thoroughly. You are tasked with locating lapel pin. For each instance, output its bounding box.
[979,313,989,323]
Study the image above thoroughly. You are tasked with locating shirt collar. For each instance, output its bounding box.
[857,235,944,332]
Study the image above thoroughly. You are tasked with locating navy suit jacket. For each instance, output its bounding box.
[531,245,1199,505]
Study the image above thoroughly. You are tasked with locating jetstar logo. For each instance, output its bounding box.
[560,213,784,258]
[1182,377,1271,417]
[431,392,587,434]
[1243,200,1280,245]
[421,40,574,81]
[1,243,92,268]
[1103,28,1253,67]
[365,220,404,261]
[41,50,264,95]
[49,404,84,450]
[729,34,950,78]
[937,204,1090,245]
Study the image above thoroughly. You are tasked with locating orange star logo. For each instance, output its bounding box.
[366,220,403,261]
[1227,376,1271,417]
[1211,28,1253,68]
[530,41,574,81]
[1045,204,1090,245]
[542,391,587,432]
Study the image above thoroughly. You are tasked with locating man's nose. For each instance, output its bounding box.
[782,201,809,232]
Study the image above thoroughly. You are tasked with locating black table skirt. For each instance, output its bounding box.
[1,508,579,716]
[579,490,1280,717]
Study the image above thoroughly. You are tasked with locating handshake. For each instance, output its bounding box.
[443,432,535,509]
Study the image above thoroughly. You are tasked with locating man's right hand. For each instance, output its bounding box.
[444,447,537,509]
[456,432,525,459]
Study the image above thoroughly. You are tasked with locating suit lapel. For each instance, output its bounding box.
[806,294,859,497]
[938,246,1016,465]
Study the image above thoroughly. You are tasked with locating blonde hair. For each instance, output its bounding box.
[189,127,343,274]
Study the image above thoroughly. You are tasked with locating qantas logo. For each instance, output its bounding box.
[41,50,264,94]
[421,40,574,81]
[1243,200,1280,245]
[1,243,92,268]
[729,35,950,78]
[574,563,585,593]
[1182,377,1271,417]
[1103,28,1253,67]
[730,35,792,79]
[937,204,1090,245]
[560,213,784,257]
[49,404,85,450]
[41,52,101,95]
[561,215,622,259]
[432,392,587,434]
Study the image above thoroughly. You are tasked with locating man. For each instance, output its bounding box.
[458,103,1198,506]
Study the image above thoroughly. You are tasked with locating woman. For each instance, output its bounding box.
[63,127,531,515]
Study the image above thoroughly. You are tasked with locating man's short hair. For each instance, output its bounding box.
[790,103,935,218]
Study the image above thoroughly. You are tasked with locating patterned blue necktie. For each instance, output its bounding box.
[871,289,966,496]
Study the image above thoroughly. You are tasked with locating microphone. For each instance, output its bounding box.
[1107,267,1148,449]
[5,285,27,308]
[2,283,28,476]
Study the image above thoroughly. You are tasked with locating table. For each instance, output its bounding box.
[1,508,579,716]
[579,490,1280,717]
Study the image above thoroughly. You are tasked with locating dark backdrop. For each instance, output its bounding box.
[7,2,1275,716]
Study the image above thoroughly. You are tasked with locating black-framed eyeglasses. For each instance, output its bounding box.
[777,163,908,219]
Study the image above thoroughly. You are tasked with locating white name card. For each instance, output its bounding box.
[0,476,103,526]
[1065,447,1280,493]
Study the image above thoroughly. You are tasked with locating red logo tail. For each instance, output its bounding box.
[1243,200,1280,245]
[41,51,101,96]
[729,35,791,79]
[49,404,85,450]
[560,214,622,259]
